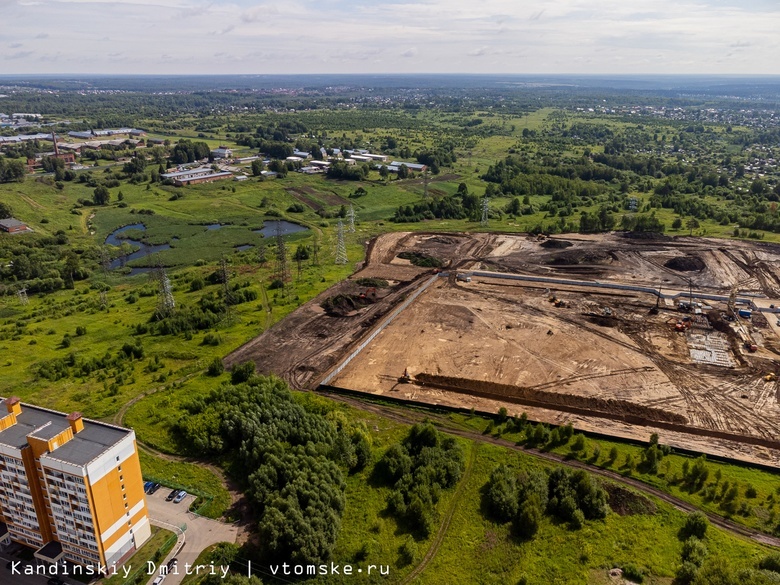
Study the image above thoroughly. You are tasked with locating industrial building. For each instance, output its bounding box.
[161,167,233,186]
[0,397,151,568]
[0,218,31,234]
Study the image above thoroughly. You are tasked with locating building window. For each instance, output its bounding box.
[124,503,128,509]
[123,494,127,500]
[119,476,123,482]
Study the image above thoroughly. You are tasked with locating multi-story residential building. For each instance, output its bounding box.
[0,397,151,568]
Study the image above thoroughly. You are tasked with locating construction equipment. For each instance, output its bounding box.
[358,287,378,302]
[399,368,412,383]
[765,373,777,382]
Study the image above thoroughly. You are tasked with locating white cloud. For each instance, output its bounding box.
[0,0,779,73]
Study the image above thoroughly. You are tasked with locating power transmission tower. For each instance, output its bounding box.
[480,197,490,227]
[423,168,430,199]
[273,222,290,283]
[154,259,175,319]
[100,246,111,275]
[312,233,320,266]
[220,255,235,321]
[347,204,356,233]
[335,220,348,265]
[17,288,28,306]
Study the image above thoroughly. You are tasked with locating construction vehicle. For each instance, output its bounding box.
[765,373,777,382]
[399,368,412,384]
[744,341,758,353]
[358,287,378,302]
[456,273,472,283]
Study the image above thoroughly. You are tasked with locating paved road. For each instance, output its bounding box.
[144,490,238,585]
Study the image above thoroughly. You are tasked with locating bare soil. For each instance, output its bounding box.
[226,231,780,466]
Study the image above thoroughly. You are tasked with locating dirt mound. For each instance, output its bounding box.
[604,484,657,516]
[547,250,615,265]
[321,294,370,316]
[540,239,573,249]
[414,373,688,425]
[664,255,705,272]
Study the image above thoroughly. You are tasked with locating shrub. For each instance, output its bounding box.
[75,326,87,336]
[201,333,221,346]
[189,277,205,292]
[622,563,644,583]
[206,357,224,377]
[681,511,709,540]
[230,361,255,384]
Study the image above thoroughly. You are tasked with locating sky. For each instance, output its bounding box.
[1,0,780,75]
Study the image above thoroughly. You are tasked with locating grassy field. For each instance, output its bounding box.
[2,106,780,583]
[449,412,780,536]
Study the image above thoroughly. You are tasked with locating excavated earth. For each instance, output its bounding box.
[226,232,780,467]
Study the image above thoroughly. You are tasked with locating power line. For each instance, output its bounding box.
[347,204,356,233]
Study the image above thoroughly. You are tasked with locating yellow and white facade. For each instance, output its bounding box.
[0,397,151,567]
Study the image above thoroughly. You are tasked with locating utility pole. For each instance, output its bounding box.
[423,168,430,199]
[335,220,348,265]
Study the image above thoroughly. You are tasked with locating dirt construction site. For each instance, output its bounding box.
[226,231,780,467]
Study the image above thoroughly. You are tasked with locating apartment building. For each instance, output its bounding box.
[0,397,151,568]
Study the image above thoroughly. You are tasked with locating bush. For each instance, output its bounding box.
[201,333,221,346]
[190,277,205,292]
[398,537,418,567]
[230,361,255,384]
[75,326,87,336]
[622,563,644,583]
[681,511,709,540]
[758,553,780,573]
[681,537,708,567]
[206,357,224,377]
[485,465,518,522]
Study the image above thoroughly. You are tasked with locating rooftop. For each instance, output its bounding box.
[0,398,131,468]
[0,218,27,229]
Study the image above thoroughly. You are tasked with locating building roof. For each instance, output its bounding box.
[391,161,427,170]
[0,399,130,468]
[161,166,216,179]
[0,218,27,229]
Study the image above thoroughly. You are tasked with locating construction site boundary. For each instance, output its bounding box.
[318,384,780,475]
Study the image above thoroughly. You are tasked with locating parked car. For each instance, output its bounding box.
[144,481,153,493]
[150,482,161,494]
[165,489,180,502]
[173,490,187,503]
[167,558,178,570]
[152,576,166,585]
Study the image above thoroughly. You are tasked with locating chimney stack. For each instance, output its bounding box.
[67,412,84,434]
[5,397,21,416]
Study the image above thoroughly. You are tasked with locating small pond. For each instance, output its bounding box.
[104,224,170,274]
[253,220,308,237]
